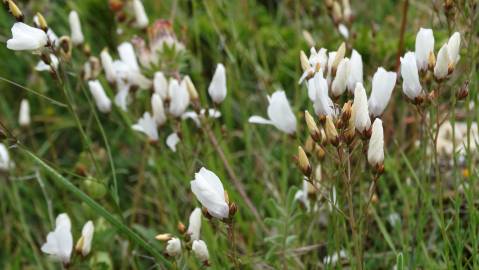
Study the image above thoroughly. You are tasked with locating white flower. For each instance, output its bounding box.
[248,90,297,134]
[133,0,149,28]
[347,50,363,93]
[151,93,166,126]
[208,63,227,103]
[100,49,116,83]
[309,47,328,72]
[69,11,84,45]
[76,221,94,257]
[415,28,434,71]
[353,83,370,132]
[35,54,59,72]
[41,213,73,264]
[187,208,202,241]
[47,29,59,46]
[168,79,190,117]
[368,67,397,116]
[19,99,31,127]
[338,24,349,39]
[331,58,349,97]
[368,118,384,166]
[114,80,130,111]
[132,112,158,141]
[307,73,334,116]
[323,249,347,266]
[434,43,449,80]
[88,80,112,113]
[0,143,13,172]
[190,167,229,219]
[118,42,140,72]
[192,240,209,263]
[165,238,181,257]
[294,179,311,211]
[166,133,180,152]
[447,32,460,68]
[181,109,221,127]
[401,52,422,99]
[6,22,47,51]
[153,72,168,100]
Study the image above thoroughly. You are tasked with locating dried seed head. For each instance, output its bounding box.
[325,115,339,146]
[35,12,48,31]
[297,146,311,177]
[300,50,311,72]
[305,111,321,142]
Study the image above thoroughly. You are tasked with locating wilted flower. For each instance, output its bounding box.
[400,52,422,99]
[19,99,30,127]
[368,118,384,167]
[166,133,180,152]
[132,112,158,142]
[68,11,84,45]
[415,28,434,71]
[165,237,181,257]
[153,72,168,100]
[100,49,116,83]
[190,167,229,219]
[368,67,397,116]
[75,221,94,257]
[331,58,349,97]
[133,0,149,28]
[187,208,202,241]
[88,80,112,113]
[434,44,449,80]
[151,93,166,126]
[353,83,370,132]
[168,79,190,117]
[347,50,363,93]
[41,213,73,264]
[7,22,47,51]
[208,63,227,104]
[0,143,14,172]
[248,90,297,134]
[192,240,209,263]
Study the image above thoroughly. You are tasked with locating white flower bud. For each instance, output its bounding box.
[76,221,94,257]
[165,238,181,257]
[368,118,384,166]
[434,43,449,80]
[248,90,297,134]
[166,132,180,152]
[415,28,434,71]
[368,67,397,116]
[208,63,227,103]
[447,32,460,68]
[19,99,31,127]
[36,54,59,72]
[331,58,350,97]
[192,240,209,263]
[190,167,229,219]
[0,143,13,172]
[168,79,190,117]
[118,42,140,72]
[7,22,47,51]
[151,93,166,126]
[400,52,422,99]
[132,112,158,141]
[100,49,116,83]
[153,72,168,100]
[69,11,84,45]
[88,80,112,113]
[133,0,149,28]
[187,208,202,241]
[353,83,370,132]
[347,50,363,93]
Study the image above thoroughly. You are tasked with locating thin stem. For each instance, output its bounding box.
[395,0,409,72]
[131,140,151,224]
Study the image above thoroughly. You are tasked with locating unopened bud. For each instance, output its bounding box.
[305,111,321,142]
[59,36,72,60]
[332,1,342,24]
[75,236,84,254]
[325,0,334,8]
[297,146,311,177]
[89,56,102,79]
[300,50,311,72]
[229,202,238,217]
[35,12,48,31]
[184,76,199,101]
[428,52,436,71]
[456,81,469,100]
[341,100,352,122]
[332,42,346,74]
[314,144,326,160]
[444,0,454,10]
[177,222,186,234]
[304,136,315,153]
[325,115,339,146]
[83,44,91,57]
[7,0,23,21]
[155,233,173,241]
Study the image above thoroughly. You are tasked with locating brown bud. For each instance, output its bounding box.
[304,136,315,153]
[109,0,124,11]
[305,111,321,142]
[229,202,238,217]
[325,0,334,8]
[371,193,379,204]
[325,115,339,146]
[297,146,311,177]
[456,81,469,100]
[59,36,72,60]
[177,222,186,234]
[374,163,385,174]
[428,51,436,71]
[341,100,353,122]
[35,12,48,31]
[314,144,326,160]
[89,56,102,78]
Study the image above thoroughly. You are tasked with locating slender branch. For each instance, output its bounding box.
[396,0,409,72]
